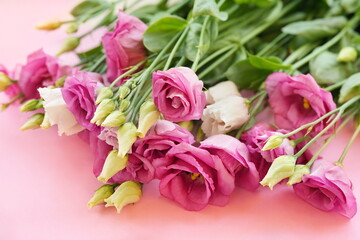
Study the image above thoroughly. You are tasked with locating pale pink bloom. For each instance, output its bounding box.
[206,81,241,104]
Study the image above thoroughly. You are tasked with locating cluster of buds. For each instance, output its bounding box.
[88,181,142,213]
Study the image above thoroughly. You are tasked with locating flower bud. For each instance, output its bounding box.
[91,99,116,125]
[36,20,62,31]
[178,121,194,132]
[117,122,137,158]
[137,100,160,138]
[97,150,128,183]
[0,72,11,92]
[337,47,357,62]
[262,135,284,151]
[96,87,113,104]
[55,76,66,88]
[260,155,296,190]
[20,113,45,131]
[20,99,43,112]
[104,181,142,213]
[287,164,310,186]
[40,112,51,129]
[196,126,205,142]
[56,36,80,56]
[119,99,130,112]
[87,183,119,209]
[101,110,126,128]
[118,85,131,100]
[66,23,78,34]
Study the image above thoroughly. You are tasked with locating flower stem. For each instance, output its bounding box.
[257,33,288,57]
[109,60,146,88]
[192,16,210,71]
[283,42,318,66]
[324,79,347,91]
[197,44,236,70]
[164,27,190,70]
[336,119,360,165]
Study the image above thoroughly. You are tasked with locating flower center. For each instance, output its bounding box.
[190,173,203,181]
[303,98,310,109]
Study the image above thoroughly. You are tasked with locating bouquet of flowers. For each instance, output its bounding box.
[1,0,359,218]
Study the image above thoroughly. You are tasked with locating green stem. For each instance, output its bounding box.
[197,44,236,69]
[257,33,288,57]
[109,60,146,88]
[175,56,187,67]
[129,87,152,123]
[336,118,360,165]
[324,79,347,91]
[283,42,318,66]
[192,16,210,71]
[88,55,106,72]
[164,27,190,70]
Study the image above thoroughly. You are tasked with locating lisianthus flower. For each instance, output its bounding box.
[159,142,235,211]
[111,120,195,184]
[102,10,147,83]
[152,67,206,122]
[240,123,294,179]
[201,95,249,137]
[205,81,241,104]
[18,49,71,99]
[98,127,118,149]
[61,71,103,132]
[38,87,84,135]
[200,134,260,190]
[293,160,357,218]
[265,72,336,136]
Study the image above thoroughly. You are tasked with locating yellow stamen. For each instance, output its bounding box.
[191,173,200,180]
[303,98,310,109]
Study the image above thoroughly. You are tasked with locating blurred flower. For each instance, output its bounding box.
[36,20,62,31]
[102,10,147,83]
[38,87,84,135]
[0,72,11,92]
[159,142,235,211]
[205,81,241,104]
[293,160,357,218]
[201,96,249,137]
[200,134,260,190]
[265,73,336,137]
[152,67,206,122]
[337,47,357,62]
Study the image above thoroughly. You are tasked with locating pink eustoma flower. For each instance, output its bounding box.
[200,134,260,190]
[293,160,357,218]
[18,49,70,99]
[152,67,206,122]
[102,10,147,83]
[240,123,294,179]
[62,71,103,132]
[265,72,336,136]
[111,120,195,184]
[159,142,235,211]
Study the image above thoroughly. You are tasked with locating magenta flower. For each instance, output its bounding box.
[200,134,260,190]
[293,160,357,218]
[102,10,147,83]
[159,142,235,211]
[152,67,206,122]
[240,123,294,179]
[18,49,70,99]
[111,120,195,184]
[265,73,336,136]
[62,71,103,132]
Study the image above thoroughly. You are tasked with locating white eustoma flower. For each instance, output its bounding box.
[201,95,249,137]
[38,87,84,136]
[205,81,241,105]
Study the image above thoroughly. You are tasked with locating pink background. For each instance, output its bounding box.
[1,1,360,239]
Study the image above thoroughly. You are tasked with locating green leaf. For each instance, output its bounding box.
[309,51,353,85]
[71,0,105,17]
[340,0,360,14]
[248,54,291,70]
[225,59,272,90]
[282,16,347,41]
[233,0,277,7]
[193,0,228,21]
[339,73,360,103]
[143,16,188,52]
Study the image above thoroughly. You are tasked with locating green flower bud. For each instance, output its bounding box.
[0,72,11,92]
[96,87,113,104]
[118,85,131,100]
[66,23,78,34]
[137,100,160,138]
[87,183,118,209]
[287,164,310,186]
[119,99,130,112]
[36,20,62,31]
[40,112,51,129]
[117,122,137,158]
[97,150,128,183]
[196,127,205,142]
[55,76,67,88]
[20,113,45,131]
[104,181,142,213]
[260,155,296,190]
[262,135,284,151]
[178,121,194,132]
[20,99,43,112]
[337,47,357,62]
[91,99,116,125]
[101,110,126,128]
[56,36,80,56]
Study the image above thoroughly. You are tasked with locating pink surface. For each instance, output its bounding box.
[1,1,360,239]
